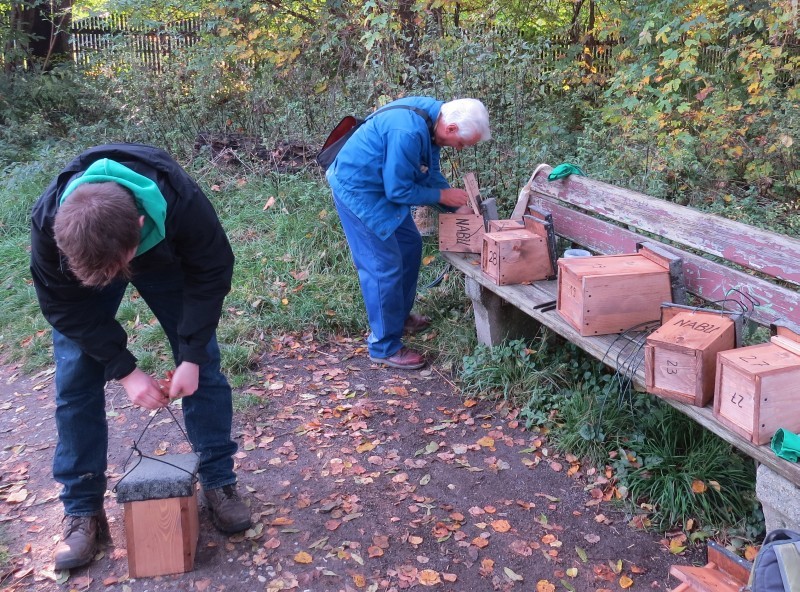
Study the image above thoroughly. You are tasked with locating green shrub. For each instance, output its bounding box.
[460,334,569,421]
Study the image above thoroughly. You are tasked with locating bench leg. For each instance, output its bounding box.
[756,464,800,532]
[465,277,540,346]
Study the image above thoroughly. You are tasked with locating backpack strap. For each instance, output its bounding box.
[775,542,800,592]
[365,105,435,137]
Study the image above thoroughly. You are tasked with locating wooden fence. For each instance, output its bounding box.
[70,15,201,72]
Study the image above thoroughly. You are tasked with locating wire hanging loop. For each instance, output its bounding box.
[112,402,198,494]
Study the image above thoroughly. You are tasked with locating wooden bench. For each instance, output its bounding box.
[442,164,800,529]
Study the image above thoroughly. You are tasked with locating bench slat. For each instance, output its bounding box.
[526,166,800,287]
[443,251,800,487]
[529,196,800,327]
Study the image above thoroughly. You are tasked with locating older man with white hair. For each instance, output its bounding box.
[325,97,491,369]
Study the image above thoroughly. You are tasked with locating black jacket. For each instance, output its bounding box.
[30,143,234,381]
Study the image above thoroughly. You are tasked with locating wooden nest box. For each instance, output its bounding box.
[116,453,200,578]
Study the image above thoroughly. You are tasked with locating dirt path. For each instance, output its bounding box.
[0,336,700,591]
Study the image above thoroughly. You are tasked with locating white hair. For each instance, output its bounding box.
[440,98,491,142]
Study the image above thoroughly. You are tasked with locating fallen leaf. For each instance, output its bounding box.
[293,551,312,564]
[620,575,634,588]
[418,569,442,586]
[477,436,495,447]
[504,567,524,582]
[691,479,707,494]
[491,519,511,533]
[536,579,555,592]
[509,540,533,556]
[669,538,687,554]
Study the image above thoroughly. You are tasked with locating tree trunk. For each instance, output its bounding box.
[5,0,73,71]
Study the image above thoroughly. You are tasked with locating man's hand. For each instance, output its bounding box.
[119,368,169,409]
[169,362,200,399]
[439,188,469,209]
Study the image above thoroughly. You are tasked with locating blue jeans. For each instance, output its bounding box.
[52,265,237,516]
[332,194,421,358]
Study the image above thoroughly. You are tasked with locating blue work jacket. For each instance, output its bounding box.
[326,96,451,240]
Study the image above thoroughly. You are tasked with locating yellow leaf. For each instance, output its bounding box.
[620,575,634,588]
[422,255,436,266]
[352,574,366,587]
[356,441,376,453]
[745,545,759,561]
[536,579,555,592]
[669,538,687,554]
[477,436,495,448]
[408,535,423,545]
[691,480,707,494]
[281,298,289,306]
[418,569,442,586]
[293,551,312,564]
[566,567,578,577]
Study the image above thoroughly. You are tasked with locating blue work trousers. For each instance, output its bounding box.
[52,265,237,516]
[332,194,421,358]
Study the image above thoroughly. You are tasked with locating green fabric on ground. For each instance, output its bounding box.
[548,163,585,181]
[772,428,800,462]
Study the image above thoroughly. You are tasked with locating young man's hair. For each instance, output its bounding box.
[54,182,140,288]
[440,98,492,142]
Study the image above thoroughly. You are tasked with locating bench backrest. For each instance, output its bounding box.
[516,165,800,328]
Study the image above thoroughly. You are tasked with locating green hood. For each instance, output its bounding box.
[60,159,167,256]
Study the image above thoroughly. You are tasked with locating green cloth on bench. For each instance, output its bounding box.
[772,428,800,462]
[548,163,585,181]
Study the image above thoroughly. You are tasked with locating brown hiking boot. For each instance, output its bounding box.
[403,313,432,335]
[204,484,252,533]
[53,512,111,571]
[370,347,426,370]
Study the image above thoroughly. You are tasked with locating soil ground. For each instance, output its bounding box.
[0,334,703,592]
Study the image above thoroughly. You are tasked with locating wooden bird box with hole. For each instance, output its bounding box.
[645,308,738,407]
[481,215,556,286]
[714,325,800,445]
[116,453,200,578]
[557,245,677,337]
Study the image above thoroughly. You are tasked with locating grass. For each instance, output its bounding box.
[614,403,758,531]
[459,332,570,419]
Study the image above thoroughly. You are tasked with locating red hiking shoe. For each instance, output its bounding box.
[370,347,426,370]
[403,313,432,335]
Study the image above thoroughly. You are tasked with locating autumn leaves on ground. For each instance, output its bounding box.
[0,335,699,592]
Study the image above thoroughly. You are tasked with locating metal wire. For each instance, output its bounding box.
[112,404,198,493]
